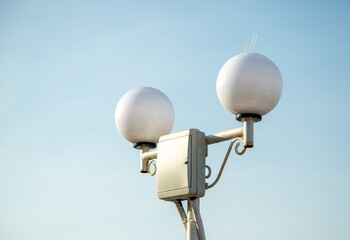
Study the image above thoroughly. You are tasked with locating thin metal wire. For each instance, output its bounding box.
[206,138,246,189]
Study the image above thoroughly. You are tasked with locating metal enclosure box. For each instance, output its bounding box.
[156,129,207,201]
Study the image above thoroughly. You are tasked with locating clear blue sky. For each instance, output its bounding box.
[1,0,349,239]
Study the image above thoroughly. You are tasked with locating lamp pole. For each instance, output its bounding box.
[115,52,282,240]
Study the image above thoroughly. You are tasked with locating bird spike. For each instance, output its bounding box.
[251,34,258,53]
[250,35,254,52]
[242,38,248,52]
[243,34,258,53]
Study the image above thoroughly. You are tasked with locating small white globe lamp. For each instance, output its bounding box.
[115,86,175,149]
[217,53,283,122]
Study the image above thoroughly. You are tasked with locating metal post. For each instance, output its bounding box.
[174,200,187,231]
[187,200,199,240]
[190,199,206,240]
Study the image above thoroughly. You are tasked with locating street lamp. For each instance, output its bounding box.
[115,52,282,240]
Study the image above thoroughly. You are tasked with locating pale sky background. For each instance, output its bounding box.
[1,0,350,239]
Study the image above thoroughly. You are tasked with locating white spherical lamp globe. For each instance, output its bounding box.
[115,86,175,145]
[216,53,282,120]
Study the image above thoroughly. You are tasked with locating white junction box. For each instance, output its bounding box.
[156,129,207,201]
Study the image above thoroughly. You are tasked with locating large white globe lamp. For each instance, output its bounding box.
[216,53,283,121]
[115,86,175,147]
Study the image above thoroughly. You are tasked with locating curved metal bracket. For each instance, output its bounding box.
[205,165,212,179]
[206,137,246,189]
[147,160,157,176]
[234,138,246,155]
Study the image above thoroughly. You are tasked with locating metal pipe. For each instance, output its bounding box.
[205,127,244,145]
[187,200,199,240]
[190,199,206,240]
[141,149,158,161]
[139,147,150,173]
[139,148,157,173]
[174,200,187,232]
[244,119,254,147]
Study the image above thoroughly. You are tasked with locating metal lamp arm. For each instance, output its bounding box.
[139,148,158,174]
[205,119,254,147]
[205,119,255,189]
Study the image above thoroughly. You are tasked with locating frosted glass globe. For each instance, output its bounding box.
[115,86,175,144]
[216,53,283,117]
